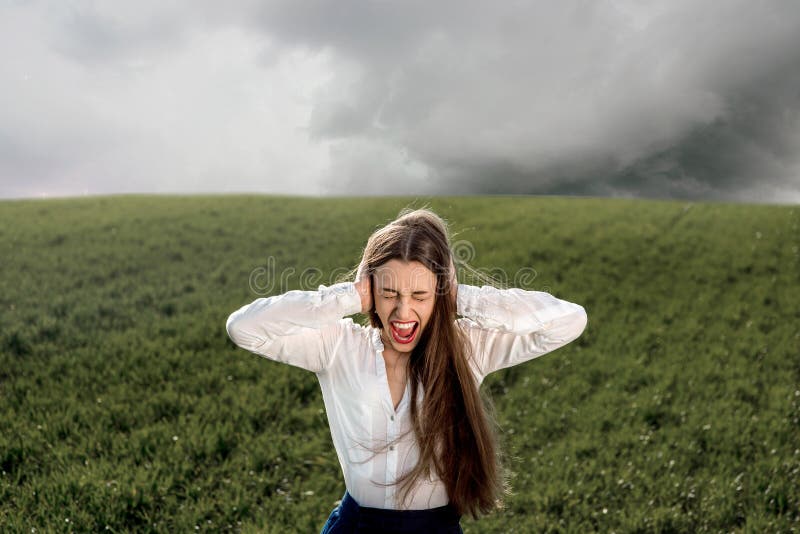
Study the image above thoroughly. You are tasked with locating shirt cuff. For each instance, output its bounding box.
[456,283,483,317]
[318,281,363,317]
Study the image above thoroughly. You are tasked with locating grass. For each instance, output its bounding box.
[0,194,797,532]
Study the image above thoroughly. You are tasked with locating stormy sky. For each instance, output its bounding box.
[1,0,799,203]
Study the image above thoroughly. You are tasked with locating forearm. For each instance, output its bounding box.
[456,283,587,338]
[456,283,588,378]
[226,281,362,350]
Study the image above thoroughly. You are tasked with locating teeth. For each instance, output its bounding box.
[392,321,417,329]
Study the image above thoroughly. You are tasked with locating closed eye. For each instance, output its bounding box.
[383,295,426,302]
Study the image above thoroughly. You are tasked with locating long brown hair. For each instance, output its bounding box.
[341,205,513,519]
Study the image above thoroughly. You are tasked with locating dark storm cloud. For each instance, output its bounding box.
[254,0,800,202]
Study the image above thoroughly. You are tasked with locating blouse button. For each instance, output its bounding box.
[389,445,395,451]
[390,415,395,421]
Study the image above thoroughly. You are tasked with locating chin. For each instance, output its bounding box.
[385,324,423,350]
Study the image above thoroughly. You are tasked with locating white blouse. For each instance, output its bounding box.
[225,281,587,510]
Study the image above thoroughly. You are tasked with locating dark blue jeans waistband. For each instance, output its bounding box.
[322,489,463,533]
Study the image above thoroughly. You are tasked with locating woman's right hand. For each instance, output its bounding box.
[354,260,372,314]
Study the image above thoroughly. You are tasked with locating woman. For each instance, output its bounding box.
[226,207,588,533]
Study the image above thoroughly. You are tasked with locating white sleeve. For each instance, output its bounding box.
[456,283,588,381]
[225,281,363,374]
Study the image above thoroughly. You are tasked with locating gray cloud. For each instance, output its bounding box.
[0,0,331,198]
[255,0,800,202]
[1,1,799,203]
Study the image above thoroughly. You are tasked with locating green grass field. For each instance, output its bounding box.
[0,194,798,533]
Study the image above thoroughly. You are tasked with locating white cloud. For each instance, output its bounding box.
[0,1,332,197]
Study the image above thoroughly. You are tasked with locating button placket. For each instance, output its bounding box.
[387,379,398,499]
[385,436,398,507]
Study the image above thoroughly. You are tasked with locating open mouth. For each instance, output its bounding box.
[390,321,419,344]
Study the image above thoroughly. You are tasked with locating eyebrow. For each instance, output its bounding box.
[380,287,431,295]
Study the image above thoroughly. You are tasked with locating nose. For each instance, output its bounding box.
[394,299,416,321]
